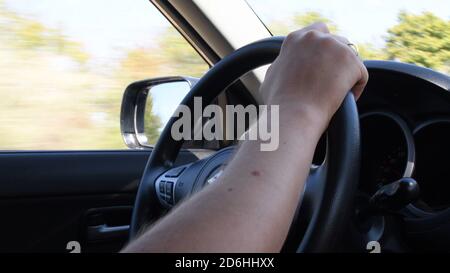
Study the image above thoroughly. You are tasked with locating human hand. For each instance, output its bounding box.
[260,22,368,131]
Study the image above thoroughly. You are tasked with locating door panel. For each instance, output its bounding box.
[0,150,199,252]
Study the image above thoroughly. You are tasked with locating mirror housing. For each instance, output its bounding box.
[120,76,199,149]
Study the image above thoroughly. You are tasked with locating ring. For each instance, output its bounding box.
[347,43,359,56]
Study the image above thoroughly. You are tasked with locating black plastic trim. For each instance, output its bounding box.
[364,60,450,92]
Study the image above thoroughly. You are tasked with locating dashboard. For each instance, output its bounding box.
[350,61,450,251]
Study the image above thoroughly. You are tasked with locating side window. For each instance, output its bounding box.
[0,0,208,150]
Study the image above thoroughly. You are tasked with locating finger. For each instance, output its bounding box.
[300,22,330,34]
[290,22,330,37]
[282,22,330,53]
[351,61,369,100]
[332,35,361,58]
[331,34,350,45]
[330,35,366,99]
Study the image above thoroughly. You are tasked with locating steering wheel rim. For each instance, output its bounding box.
[129,36,361,252]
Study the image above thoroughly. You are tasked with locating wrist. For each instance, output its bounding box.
[275,95,328,126]
[277,101,328,142]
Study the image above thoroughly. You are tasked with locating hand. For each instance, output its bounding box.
[260,22,368,132]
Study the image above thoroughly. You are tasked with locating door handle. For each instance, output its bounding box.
[84,206,132,242]
[87,224,129,241]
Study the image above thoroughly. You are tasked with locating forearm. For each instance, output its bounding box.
[123,105,324,252]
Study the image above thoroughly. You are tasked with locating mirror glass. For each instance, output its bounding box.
[143,81,191,145]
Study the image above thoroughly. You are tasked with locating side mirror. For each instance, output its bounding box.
[120,76,198,149]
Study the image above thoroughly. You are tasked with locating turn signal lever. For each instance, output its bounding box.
[369,177,420,212]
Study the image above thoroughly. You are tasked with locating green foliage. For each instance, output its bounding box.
[157,28,208,77]
[0,0,212,149]
[269,11,339,35]
[357,43,387,60]
[268,11,381,61]
[268,10,450,73]
[1,3,89,64]
[120,48,164,81]
[292,11,339,34]
[144,93,162,144]
[0,3,102,149]
[385,12,450,72]
[118,27,208,82]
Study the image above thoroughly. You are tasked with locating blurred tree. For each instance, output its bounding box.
[268,11,385,61]
[386,12,450,72]
[47,29,90,64]
[0,2,117,149]
[118,28,207,82]
[292,11,339,34]
[0,1,209,149]
[157,28,208,77]
[1,0,89,64]
[269,11,338,35]
[357,43,387,60]
[268,20,291,36]
[120,48,164,81]
[144,93,162,144]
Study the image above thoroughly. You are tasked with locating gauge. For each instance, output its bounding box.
[413,119,450,211]
[359,112,415,194]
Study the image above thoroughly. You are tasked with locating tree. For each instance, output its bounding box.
[118,28,208,81]
[119,47,164,81]
[292,11,338,34]
[157,28,208,77]
[144,93,162,144]
[0,2,129,149]
[2,4,89,64]
[268,11,386,61]
[357,43,387,60]
[386,12,450,72]
[0,2,209,149]
[269,11,338,36]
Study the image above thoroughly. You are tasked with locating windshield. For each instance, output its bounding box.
[247,0,450,74]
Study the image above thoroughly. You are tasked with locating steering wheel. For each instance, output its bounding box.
[129,36,361,252]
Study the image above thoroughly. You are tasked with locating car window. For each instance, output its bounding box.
[247,0,450,74]
[0,0,208,150]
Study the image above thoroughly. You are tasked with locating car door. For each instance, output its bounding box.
[0,150,202,252]
[0,0,208,253]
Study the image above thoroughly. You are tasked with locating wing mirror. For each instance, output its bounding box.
[120,76,199,149]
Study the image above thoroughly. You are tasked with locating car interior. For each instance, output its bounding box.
[1,0,449,253]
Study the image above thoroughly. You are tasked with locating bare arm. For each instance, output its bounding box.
[123,23,368,253]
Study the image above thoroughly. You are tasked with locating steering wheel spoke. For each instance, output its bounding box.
[155,165,190,207]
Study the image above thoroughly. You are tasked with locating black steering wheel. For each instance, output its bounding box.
[129,36,361,252]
